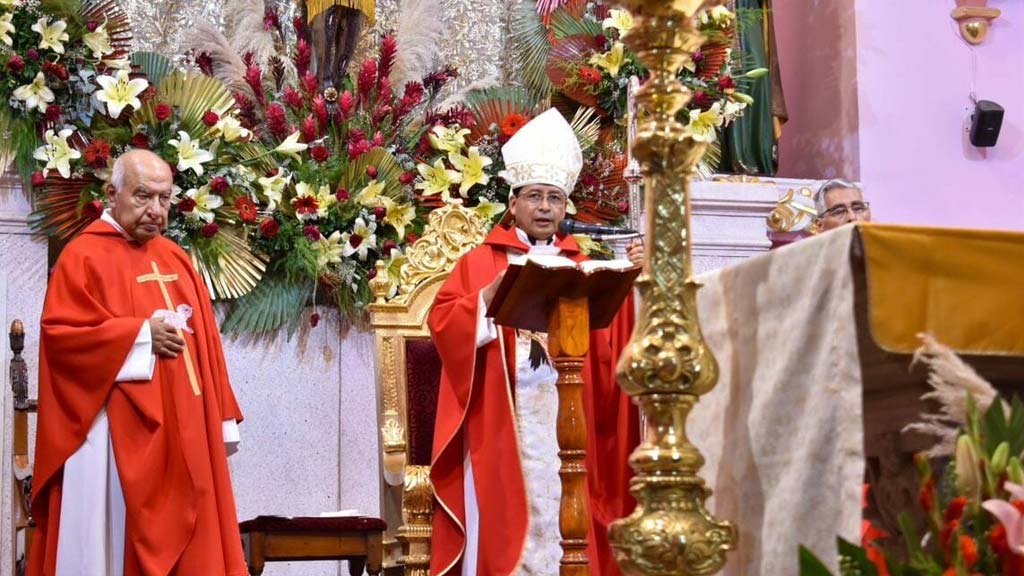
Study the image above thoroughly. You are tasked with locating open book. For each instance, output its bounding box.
[486,254,641,332]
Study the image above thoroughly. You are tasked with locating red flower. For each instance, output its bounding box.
[139,86,157,103]
[358,59,377,99]
[209,176,230,194]
[347,139,371,159]
[294,38,312,76]
[501,113,529,137]
[155,103,173,121]
[406,233,419,244]
[301,115,318,142]
[26,49,39,61]
[378,35,397,83]
[617,200,629,214]
[312,95,329,128]
[6,55,25,73]
[960,535,979,569]
[201,222,220,238]
[373,205,387,220]
[692,90,712,109]
[367,266,378,280]
[940,518,960,554]
[83,200,104,221]
[266,103,289,140]
[131,133,150,149]
[382,239,397,253]
[30,171,45,187]
[399,171,415,185]
[309,312,320,327]
[177,198,197,213]
[203,110,220,127]
[259,217,280,238]
[579,66,603,85]
[293,195,319,216]
[86,20,99,32]
[195,52,214,76]
[300,70,318,96]
[335,187,350,202]
[365,165,378,179]
[234,197,258,223]
[263,7,280,31]
[944,496,968,523]
[717,75,736,91]
[303,224,322,241]
[310,145,330,163]
[865,545,891,576]
[45,104,62,123]
[580,172,598,188]
[283,86,304,110]
[244,64,265,105]
[338,91,355,119]
[83,139,112,169]
[292,15,306,36]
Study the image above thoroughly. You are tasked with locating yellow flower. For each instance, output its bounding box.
[31,17,69,53]
[13,71,54,113]
[167,131,214,176]
[95,70,149,119]
[602,9,633,35]
[589,42,626,77]
[257,170,290,211]
[448,147,492,197]
[356,179,386,207]
[317,231,344,267]
[381,196,416,240]
[0,12,14,47]
[685,102,724,143]
[428,125,470,153]
[0,0,20,7]
[32,128,80,179]
[82,21,113,59]
[415,158,462,200]
[184,185,224,223]
[701,5,735,27]
[472,198,505,222]
[214,116,251,143]
[273,131,308,163]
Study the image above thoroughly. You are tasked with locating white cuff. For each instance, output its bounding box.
[476,292,498,348]
[223,419,241,456]
[115,322,156,382]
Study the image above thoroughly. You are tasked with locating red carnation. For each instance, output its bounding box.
[6,55,25,73]
[373,205,387,220]
[347,139,371,159]
[717,75,736,91]
[309,312,320,327]
[406,232,419,244]
[203,110,220,127]
[209,176,230,194]
[259,217,280,238]
[235,197,258,223]
[283,86,304,110]
[83,139,112,169]
[365,165,378,179]
[579,66,603,85]
[45,104,62,123]
[26,49,39,61]
[382,239,397,253]
[177,198,197,213]
[501,113,528,137]
[153,103,172,121]
[310,145,330,163]
[131,133,149,149]
[303,224,322,241]
[30,171,45,187]
[399,171,415,185]
[201,222,220,238]
[86,20,99,32]
[692,90,712,109]
[83,200,104,220]
[335,187,350,202]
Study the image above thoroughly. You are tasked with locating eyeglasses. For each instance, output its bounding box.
[518,191,567,208]
[822,201,870,219]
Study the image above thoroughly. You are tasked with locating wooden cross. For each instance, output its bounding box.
[136,261,201,396]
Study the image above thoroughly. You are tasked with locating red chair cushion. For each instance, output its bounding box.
[405,339,442,466]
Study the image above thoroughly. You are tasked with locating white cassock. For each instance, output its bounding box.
[54,211,241,576]
[463,228,564,576]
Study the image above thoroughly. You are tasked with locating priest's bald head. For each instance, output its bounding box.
[106,149,174,244]
[501,109,582,241]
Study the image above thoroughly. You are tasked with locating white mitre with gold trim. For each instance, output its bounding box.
[499,108,583,195]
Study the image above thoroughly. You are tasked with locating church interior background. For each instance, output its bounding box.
[1,0,1022,574]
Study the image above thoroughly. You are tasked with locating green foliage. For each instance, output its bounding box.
[221,277,311,336]
[132,52,176,87]
[509,1,553,100]
[799,546,834,576]
[551,8,602,39]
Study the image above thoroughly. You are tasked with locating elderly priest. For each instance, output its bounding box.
[29,149,248,576]
[428,109,643,576]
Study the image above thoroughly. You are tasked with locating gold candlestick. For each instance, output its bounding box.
[609,1,737,575]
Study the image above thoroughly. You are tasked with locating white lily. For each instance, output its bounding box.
[167,131,214,176]
[602,9,633,34]
[214,116,251,143]
[685,102,724,143]
[0,12,14,47]
[381,196,416,240]
[32,17,68,53]
[82,21,113,59]
[257,170,290,211]
[316,231,344,267]
[341,217,377,261]
[102,57,132,71]
[273,131,308,162]
[13,72,54,113]
[32,128,81,179]
[356,179,385,207]
[293,182,335,220]
[184,185,224,223]
[472,198,505,222]
[95,70,149,119]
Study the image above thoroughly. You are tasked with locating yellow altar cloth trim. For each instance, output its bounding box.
[860,223,1024,356]
[306,0,376,24]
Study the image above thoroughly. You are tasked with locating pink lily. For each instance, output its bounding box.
[982,481,1024,556]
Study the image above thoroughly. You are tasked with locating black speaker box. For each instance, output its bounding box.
[970,100,1004,147]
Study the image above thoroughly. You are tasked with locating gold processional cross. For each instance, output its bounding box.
[136,261,201,396]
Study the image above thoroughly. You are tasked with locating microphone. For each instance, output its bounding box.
[558,219,639,238]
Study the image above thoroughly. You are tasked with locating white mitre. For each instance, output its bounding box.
[499,108,583,195]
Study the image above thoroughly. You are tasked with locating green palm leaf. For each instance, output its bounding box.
[550,8,602,40]
[221,276,311,336]
[340,148,403,200]
[569,107,601,152]
[132,73,235,139]
[463,86,543,140]
[188,226,268,301]
[27,176,98,242]
[132,52,176,87]
[509,2,553,100]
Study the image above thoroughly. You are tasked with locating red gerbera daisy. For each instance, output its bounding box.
[234,197,258,223]
[501,113,529,138]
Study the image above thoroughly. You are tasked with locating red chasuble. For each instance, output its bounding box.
[428,224,639,576]
[29,220,247,576]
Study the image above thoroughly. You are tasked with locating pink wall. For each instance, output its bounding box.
[854,0,1024,231]
[775,0,861,180]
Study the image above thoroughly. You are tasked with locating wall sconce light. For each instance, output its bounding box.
[951,0,1001,45]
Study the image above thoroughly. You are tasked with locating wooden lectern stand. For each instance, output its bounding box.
[487,258,640,576]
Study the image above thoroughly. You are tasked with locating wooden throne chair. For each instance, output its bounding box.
[8,320,36,576]
[368,203,488,575]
